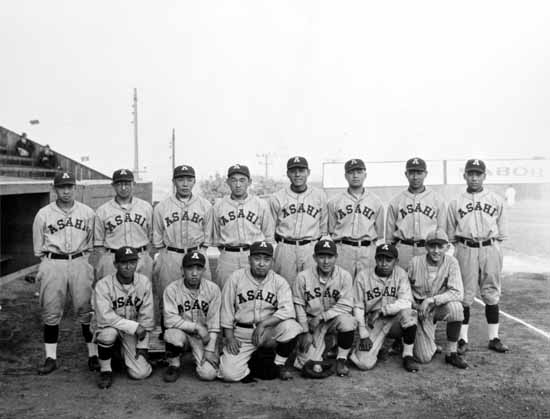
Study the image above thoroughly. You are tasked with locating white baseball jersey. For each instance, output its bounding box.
[94,197,153,249]
[213,195,274,246]
[33,201,94,256]
[153,195,213,249]
[163,279,221,333]
[386,188,446,242]
[220,268,296,329]
[327,189,384,240]
[270,186,328,239]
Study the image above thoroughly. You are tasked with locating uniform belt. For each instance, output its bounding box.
[47,252,84,260]
[235,322,255,329]
[167,245,200,254]
[399,239,426,247]
[108,245,147,253]
[222,245,250,252]
[275,235,315,246]
[457,237,494,248]
[337,238,372,247]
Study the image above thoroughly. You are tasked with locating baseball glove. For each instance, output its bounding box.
[301,360,335,379]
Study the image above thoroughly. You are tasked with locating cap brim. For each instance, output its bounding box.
[250,251,273,257]
[183,261,205,268]
[54,181,75,186]
[426,239,448,245]
[288,164,308,169]
[376,251,397,259]
[116,257,139,263]
[315,250,337,256]
[465,168,485,173]
[112,178,134,183]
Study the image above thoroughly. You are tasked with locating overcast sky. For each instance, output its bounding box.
[2,1,550,198]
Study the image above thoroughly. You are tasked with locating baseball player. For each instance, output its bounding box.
[293,239,356,376]
[162,250,221,382]
[94,169,153,281]
[350,244,419,372]
[386,158,447,270]
[212,164,274,287]
[218,241,302,382]
[328,158,384,278]
[92,246,155,388]
[32,171,98,375]
[447,159,508,354]
[270,156,328,285]
[407,228,468,368]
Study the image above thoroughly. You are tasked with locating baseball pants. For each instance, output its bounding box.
[164,328,217,381]
[273,242,316,286]
[350,308,417,370]
[215,249,249,288]
[395,242,427,270]
[336,243,375,278]
[294,313,356,369]
[37,256,93,326]
[455,242,502,307]
[95,327,152,379]
[96,250,153,281]
[218,319,302,382]
[413,301,464,363]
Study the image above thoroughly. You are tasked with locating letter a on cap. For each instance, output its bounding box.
[233,164,240,169]
[62,172,70,179]
[351,159,357,165]
[120,169,127,175]
[192,252,199,259]
[473,160,480,165]
[181,166,188,171]
[413,158,419,165]
[382,244,389,250]
[293,157,300,163]
[323,241,331,248]
[260,241,267,247]
[125,248,132,255]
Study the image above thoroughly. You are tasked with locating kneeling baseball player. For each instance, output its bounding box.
[350,244,419,372]
[407,228,468,369]
[218,241,302,382]
[293,239,356,376]
[162,250,221,382]
[92,247,155,389]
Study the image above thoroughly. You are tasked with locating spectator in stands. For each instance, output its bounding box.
[37,144,60,170]
[16,133,35,157]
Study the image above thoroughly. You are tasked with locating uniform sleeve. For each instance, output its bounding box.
[352,274,368,338]
[93,209,106,247]
[136,277,155,349]
[163,283,197,332]
[32,211,45,257]
[206,284,222,333]
[269,194,280,228]
[321,272,354,321]
[446,200,458,242]
[211,204,222,246]
[202,203,214,247]
[272,278,296,321]
[85,210,95,252]
[260,199,275,243]
[381,271,412,316]
[292,273,308,332]
[152,203,166,249]
[145,203,154,243]
[220,273,238,329]
[94,280,139,335]
[385,200,397,243]
[435,195,447,232]
[318,191,329,236]
[433,257,464,306]
[327,198,337,236]
[496,199,508,241]
[374,200,385,241]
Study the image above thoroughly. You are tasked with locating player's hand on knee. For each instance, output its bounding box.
[308,315,322,330]
[196,324,210,345]
[135,325,147,341]
[359,337,373,352]
[135,348,149,362]
[419,297,435,321]
[202,350,219,367]
[252,324,266,347]
[225,337,241,355]
[298,332,314,353]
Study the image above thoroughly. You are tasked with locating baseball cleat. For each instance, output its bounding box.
[402,356,420,373]
[335,358,350,376]
[163,366,181,383]
[38,357,57,375]
[88,355,100,372]
[276,364,293,380]
[445,352,468,369]
[488,338,509,353]
[97,371,113,389]
[457,339,468,355]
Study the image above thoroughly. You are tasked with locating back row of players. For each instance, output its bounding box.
[33,156,508,388]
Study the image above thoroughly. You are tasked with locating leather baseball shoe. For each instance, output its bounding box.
[97,371,113,389]
[38,357,57,375]
[276,364,293,380]
[488,338,509,353]
[88,355,100,372]
[403,356,420,372]
[457,339,469,355]
[335,358,350,376]
[445,352,468,369]
[163,366,181,383]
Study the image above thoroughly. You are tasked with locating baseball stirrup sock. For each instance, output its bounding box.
[485,304,499,324]
[81,324,93,343]
[45,343,57,359]
[487,323,500,340]
[402,344,414,358]
[87,343,98,357]
[447,321,461,342]
[98,344,113,360]
[165,343,182,358]
[459,325,469,342]
[462,306,470,325]
[337,331,354,350]
[44,324,59,343]
[402,325,417,345]
[275,339,296,358]
[273,354,287,366]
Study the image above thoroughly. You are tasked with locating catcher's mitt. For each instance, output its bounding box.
[301,360,335,379]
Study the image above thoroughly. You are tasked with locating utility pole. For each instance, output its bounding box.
[171,128,176,172]
[132,88,140,179]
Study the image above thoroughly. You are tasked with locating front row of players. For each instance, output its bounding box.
[90,232,469,388]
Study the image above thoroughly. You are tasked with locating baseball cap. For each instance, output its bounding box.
[406,158,427,171]
[112,169,134,183]
[114,246,139,263]
[249,241,274,257]
[182,250,206,268]
[464,159,486,173]
[314,239,337,256]
[173,165,196,179]
[227,164,250,178]
[375,243,398,259]
[344,159,366,172]
[287,156,309,170]
[53,171,76,187]
[425,228,449,245]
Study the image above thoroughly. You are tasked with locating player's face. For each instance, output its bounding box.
[463,171,486,191]
[227,174,250,199]
[405,170,427,190]
[173,176,196,198]
[182,265,205,288]
[345,169,366,188]
[249,254,273,278]
[426,243,448,264]
[113,181,134,200]
[54,185,75,203]
[375,255,396,276]
[287,168,310,188]
[314,254,337,275]
[115,259,138,282]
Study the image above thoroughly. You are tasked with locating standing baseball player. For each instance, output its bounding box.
[92,246,155,388]
[407,228,468,368]
[447,159,508,354]
[162,250,221,382]
[32,171,98,374]
[270,156,328,284]
[94,169,153,280]
[328,158,384,278]
[293,239,356,376]
[218,241,302,382]
[386,158,447,270]
[350,244,419,372]
[212,164,274,287]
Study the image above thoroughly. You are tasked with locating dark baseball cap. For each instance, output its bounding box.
[287,156,309,170]
[344,159,366,172]
[406,158,427,171]
[314,239,337,256]
[115,246,139,263]
[173,165,196,179]
[53,171,76,187]
[425,228,449,245]
[227,164,250,178]
[465,159,486,173]
[112,169,134,183]
[375,243,398,259]
[182,250,206,268]
[249,241,274,257]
